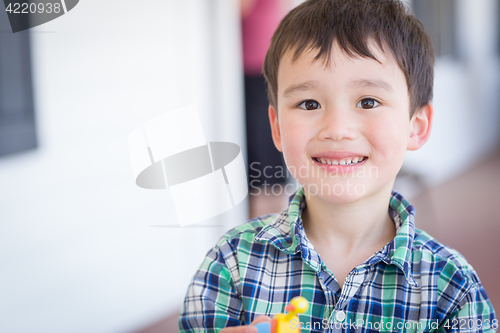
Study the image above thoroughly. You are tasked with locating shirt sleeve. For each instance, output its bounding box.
[437,272,497,332]
[179,243,244,333]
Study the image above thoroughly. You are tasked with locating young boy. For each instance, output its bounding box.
[179,0,497,332]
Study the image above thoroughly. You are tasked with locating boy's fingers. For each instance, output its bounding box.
[251,315,272,325]
[220,325,258,333]
[220,316,272,333]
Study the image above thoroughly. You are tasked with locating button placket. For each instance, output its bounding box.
[317,273,336,324]
[338,267,369,304]
[326,268,368,328]
[335,310,346,322]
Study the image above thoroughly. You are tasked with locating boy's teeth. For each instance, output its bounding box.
[315,156,365,165]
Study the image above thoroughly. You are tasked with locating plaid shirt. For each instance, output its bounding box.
[179,188,497,332]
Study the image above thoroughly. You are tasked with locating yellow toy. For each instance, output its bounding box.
[273,296,309,333]
[254,296,309,333]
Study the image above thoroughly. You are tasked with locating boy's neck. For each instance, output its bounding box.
[301,181,397,256]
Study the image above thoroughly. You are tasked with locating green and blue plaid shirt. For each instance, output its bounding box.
[179,188,497,332]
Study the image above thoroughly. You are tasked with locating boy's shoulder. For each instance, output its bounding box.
[214,211,284,249]
[412,227,481,288]
[215,189,305,252]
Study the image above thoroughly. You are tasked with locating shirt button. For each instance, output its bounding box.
[335,310,346,322]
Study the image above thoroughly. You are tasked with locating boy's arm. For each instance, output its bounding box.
[179,243,244,333]
[437,271,497,332]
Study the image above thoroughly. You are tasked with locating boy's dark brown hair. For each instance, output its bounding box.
[263,0,435,118]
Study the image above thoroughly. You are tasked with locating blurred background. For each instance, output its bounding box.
[0,0,498,332]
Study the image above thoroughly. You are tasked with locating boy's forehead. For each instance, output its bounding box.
[277,41,406,97]
[279,40,393,77]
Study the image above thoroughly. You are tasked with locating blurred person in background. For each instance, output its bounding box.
[241,0,295,219]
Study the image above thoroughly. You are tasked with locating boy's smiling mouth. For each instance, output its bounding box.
[311,151,368,172]
[312,156,367,165]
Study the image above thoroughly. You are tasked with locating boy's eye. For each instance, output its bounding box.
[298,100,320,110]
[357,98,380,109]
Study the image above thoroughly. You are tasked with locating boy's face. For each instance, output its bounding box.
[269,40,432,204]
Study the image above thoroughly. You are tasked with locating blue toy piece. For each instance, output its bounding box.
[254,322,271,333]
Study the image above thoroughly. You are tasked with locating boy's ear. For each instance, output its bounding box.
[268,105,283,152]
[407,103,433,151]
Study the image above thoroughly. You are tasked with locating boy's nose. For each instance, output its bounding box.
[317,107,357,142]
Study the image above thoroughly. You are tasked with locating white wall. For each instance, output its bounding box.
[0,1,246,332]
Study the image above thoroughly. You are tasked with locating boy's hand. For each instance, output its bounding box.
[220,315,272,333]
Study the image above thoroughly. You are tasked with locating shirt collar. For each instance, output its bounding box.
[255,187,419,287]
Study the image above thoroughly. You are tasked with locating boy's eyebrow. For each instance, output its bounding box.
[349,79,394,92]
[282,80,319,97]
